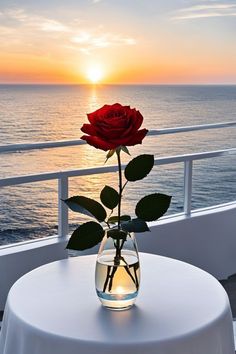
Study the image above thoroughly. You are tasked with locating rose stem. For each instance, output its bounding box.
[116,149,122,231]
[121,255,139,288]
[102,150,128,294]
[108,267,118,291]
[103,265,112,293]
[114,149,123,263]
[134,264,139,289]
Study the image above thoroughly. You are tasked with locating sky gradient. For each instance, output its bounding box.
[0,0,236,84]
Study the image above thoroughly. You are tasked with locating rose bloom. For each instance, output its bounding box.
[81,103,148,151]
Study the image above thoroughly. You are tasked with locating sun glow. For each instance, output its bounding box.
[86,65,103,84]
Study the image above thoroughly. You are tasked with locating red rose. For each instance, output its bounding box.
[81,103,148,151]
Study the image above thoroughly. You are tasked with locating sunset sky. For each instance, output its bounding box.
[0,0,236,84]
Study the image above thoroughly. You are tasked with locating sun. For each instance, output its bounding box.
[86,65,103,84]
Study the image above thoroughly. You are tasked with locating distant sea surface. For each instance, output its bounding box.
[0,84,236,245]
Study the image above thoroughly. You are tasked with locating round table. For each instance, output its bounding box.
[0,253,234,354]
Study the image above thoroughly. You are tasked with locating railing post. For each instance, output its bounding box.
[58,177,69,237]
[184,160,193,216]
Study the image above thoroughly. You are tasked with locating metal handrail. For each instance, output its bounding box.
[0,148,236,187]
[0,122,236,238]
[0,121,236,154]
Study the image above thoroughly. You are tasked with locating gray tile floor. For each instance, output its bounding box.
[220,275,236,318]
[0,310,3,329]
[220,277,236,351]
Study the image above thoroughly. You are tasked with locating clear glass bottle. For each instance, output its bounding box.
[95,230,140,311]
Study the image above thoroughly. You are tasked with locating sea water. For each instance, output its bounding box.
[0,84,236,245]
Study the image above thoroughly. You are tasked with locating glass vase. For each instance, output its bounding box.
[95,230,140,311]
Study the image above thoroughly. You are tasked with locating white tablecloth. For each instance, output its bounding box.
[0,253,234,354]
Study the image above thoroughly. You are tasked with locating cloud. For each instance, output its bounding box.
[0,7,136,57]
[0,25,14,35]
[1,8,70,32]
[71,31,136,53]
[179,4,236,12]
[172,2,236,20]
[40,20,69,32]
[5,8,28,22]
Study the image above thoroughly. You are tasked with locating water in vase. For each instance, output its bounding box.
[95,251,140,310]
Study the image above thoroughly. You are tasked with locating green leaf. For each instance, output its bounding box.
[100,185,119,210]
[108,215,131,224]
[105,149,116,162]
[64,196,107,222]
[66,221,105,251]
[107,229,127,240]
[124,154,154,182]
[121,218,150,233]
[121,146,131,156]
[135,193,171,221]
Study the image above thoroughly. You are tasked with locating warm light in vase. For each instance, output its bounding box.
[116,286,126,295]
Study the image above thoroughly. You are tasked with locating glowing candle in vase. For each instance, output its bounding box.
[115,286,126,299]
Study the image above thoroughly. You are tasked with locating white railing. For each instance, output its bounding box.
[0,121,236,153]
[0,122,236,238]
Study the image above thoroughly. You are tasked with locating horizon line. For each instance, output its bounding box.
[1,82,236,86]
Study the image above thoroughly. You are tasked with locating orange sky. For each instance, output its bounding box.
[0,2,236,84]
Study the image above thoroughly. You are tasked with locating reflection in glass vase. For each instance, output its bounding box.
[95,231,140,311]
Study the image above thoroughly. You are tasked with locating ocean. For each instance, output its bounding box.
[0,84,236,246]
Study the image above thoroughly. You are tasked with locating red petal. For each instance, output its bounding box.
[107,129,148,147]
[130,110,143,131]
[81,124,97,136]
[87,103,130,124]
[83,104,146,149]
[126,129,148,146]
[87,105,108,124]
[87,112,98,124]
[87,104,114,124]
[81,135,117,151]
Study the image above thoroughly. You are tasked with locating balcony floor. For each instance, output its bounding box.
[220,274,236,318]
